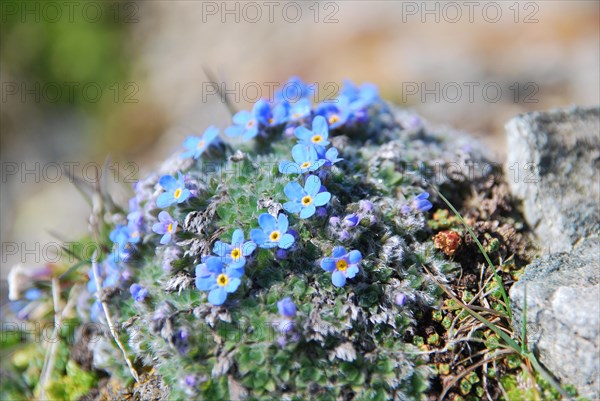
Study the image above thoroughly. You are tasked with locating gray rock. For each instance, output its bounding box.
[510,237,600,399]
[505,106,599,254]
[506,106,600,398]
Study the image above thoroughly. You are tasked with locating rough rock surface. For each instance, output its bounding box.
[505,106,599,254]
[510,238,600,398]
[506,106,600,399]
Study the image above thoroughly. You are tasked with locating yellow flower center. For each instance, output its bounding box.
[246,119,255,128]
[300,161,311,169]
[269,231,281,241]
[217,273,229,287]
[173,188,182,199]
[336,259,348,271]
[197,140,205,149]
[230,248,241,260]
[167,223,174,233]
[328,115,340,124]
[311,135,323,143]
[268,118,274,124]
[292,113,302,119]
[302,195,313,206]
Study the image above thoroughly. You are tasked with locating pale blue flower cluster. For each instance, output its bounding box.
[92,78,382,310]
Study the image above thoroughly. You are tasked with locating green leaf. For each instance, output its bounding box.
[248,346,267,365]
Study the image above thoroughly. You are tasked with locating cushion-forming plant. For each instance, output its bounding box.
[9,77,496,400]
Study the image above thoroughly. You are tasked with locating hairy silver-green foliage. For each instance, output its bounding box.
[87,103,495,400]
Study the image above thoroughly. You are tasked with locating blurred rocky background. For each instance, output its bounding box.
[1,0,599,305]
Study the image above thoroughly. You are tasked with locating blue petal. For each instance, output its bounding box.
[159,175,177,190]
[313,191,331,206]
[103,270,120,288]
[231,229,244,247]
[24,288,43,301]
[279,233,295,249]
[291,144,310,164]
[348,250,362,264]
[195,275,215,291]
[90,302,102,322]
[158,211,171,222]
[213,241,231,257]
[242,125,259,140]
[232,110,252,125]
[414,199,432,212]
[195,263,211,278]
[332,246,347,258]
[346,265,359,279]
[279,161,301,175]
[183,136,200,150]
[208,287,227,305]
[306,145,319,161]
[321,257,336,272]
[242,241,257,256]
[134,287,148,302]
[361,83,378,98]
[283,201,302,214]
[253,99,271,121]
[304,175,321,196]
[205,256,224,273]
[160,233,171,245]
[341,80,359,99]
[299,205,316,219]
[87,280,97,294]
[250,228,266,245]
[294,126,313,141]
[226,265,245,278]
[152,222,165,235]
[325,147,338,159]
[272,102,289,124]
[277,214,289,233]
[109,226,125,243]
[310,136,329,147]
[307,160,326,172]
[331,271,347,287]
[176,189,191,203]
[284,182,304,201]
[312,115,328,138]
[325,147,343,164]
[258,213,276,231]
[259,240,277,249]
[277,298,297,317]
[156,193,174,208]
[228,259,246,270]
[203,126,219,142]
[225,125,244,138]
[315,102,335,116]
[225,278,241,293]
[290,99,311,120]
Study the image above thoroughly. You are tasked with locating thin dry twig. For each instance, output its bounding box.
[39,278,62,399]
[86,171,139,382]
[91,251,139,383]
